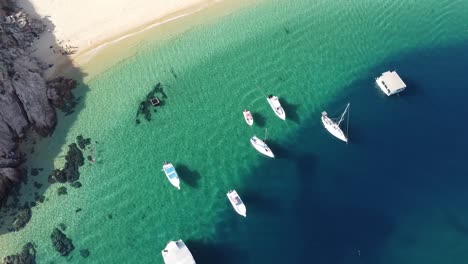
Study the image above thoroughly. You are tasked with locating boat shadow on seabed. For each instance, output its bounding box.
[175,164,202,189]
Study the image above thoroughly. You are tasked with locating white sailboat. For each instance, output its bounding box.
[321,103,350,143]
[161,239,196,264]
[243,110,254,126]
[227,190,247,217]
[162,162,181,190]
[267,95,286,120]
[250,129,274,158]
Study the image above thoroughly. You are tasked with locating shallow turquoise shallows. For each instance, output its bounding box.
[2,0,468,263]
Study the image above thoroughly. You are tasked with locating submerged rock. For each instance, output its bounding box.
[53,143,84,183]
[30,168,39,176]
[12,206,31,231]
[76,135,91,150]
[57,186,67,196]
[2,242,36,264]
[51,228,74,256]
[70,181,82,188]
[79,249,90,258]
[135,82,167,124]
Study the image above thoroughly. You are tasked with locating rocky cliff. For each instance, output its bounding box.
[0,0,75,204]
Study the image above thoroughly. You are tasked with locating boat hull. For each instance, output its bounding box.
[162,163,181,190]
[321,116,347,142]
[267,96,286,120]
[227,190,247,217]
[250,136,274,158]
[162,240,196,264]
[243,110,254,126]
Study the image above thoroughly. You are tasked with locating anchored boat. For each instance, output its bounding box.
[227,190,247,217]
[243,110,254,126]
[162,239,196,264]
[267,95,286,120]
[162,162,180,190]
[250,129,274,158]
[321,103,350,143]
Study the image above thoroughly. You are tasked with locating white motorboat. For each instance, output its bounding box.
[227,190,247,217]
[162,239,196,264]
[243,110,254,126]
[250,134,274,158]
[321,103,350,143]
[162,162,180,190]
[266,95,286,120]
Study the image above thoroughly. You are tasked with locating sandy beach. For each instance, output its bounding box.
[17,0,247,78]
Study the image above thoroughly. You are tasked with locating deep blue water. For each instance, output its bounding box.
[187,42,468,264]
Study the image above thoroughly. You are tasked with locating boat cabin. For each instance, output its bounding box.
[150,97,160,106]
[375,71,407,96]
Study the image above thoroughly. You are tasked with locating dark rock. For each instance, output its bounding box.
[46,77,77,114]
[53,143,84,183]
[76,135,91,150]
[107,214,112,219]
[70,181,81,188]
[57,186,67,196]
[79,249,90,258]
[32,181,42,189]
[2,242,36,264]
[75,208,81,213]
[59,223,66,231]
[50,228,74,256]
[0,5,77,206]
[135,83,167,124]
[30,168,39,176]
[12,206,31,231]
[48,170,59,184]
[36,195,45,203]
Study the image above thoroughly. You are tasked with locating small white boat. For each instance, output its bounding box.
[250,134,274,158]
[243,110,254,126]
[321,103,350,143]
[227,190,246,217]
[162,239,196,264]
[162,162,180,190]
[267,95,286,120]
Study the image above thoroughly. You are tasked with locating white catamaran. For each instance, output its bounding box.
[250,129,274,158]
[267,95,286,120]
[321,103,350,143]
[162,162,181,190]
[227,190,247,217]
[162,239,196,264]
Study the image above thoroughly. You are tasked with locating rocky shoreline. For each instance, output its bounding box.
[0,0,76,206]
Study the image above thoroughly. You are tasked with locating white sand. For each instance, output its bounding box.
[16,0,228,78]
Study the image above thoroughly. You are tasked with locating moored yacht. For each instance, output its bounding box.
[162,162,180,190]
[267,95,286,120]
[227,190,247,217]
[321,103,350,143]
[243,110,254,126]
[162,239,196,264]
[250,135,274,158]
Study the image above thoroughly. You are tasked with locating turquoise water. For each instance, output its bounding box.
[2,0,468,263]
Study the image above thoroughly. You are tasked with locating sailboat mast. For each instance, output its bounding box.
[264,128,268,141]
[337,103,350,126]
[346,104,350,144]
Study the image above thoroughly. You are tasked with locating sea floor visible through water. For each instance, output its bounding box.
[1,1,468,263]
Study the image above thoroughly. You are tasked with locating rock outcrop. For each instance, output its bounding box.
[0,1,76,204]
[51,228,74,256]
[12,206,31,231]
[2,242,36,264]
